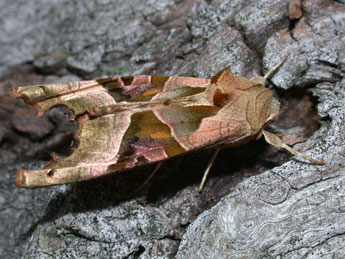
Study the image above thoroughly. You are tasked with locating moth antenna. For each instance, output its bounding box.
[135,162,163,192]
[264,51,290,80]
[198,148,220,192]
[262,130,326,165]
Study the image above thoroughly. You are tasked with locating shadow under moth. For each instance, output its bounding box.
[11,55,325,190]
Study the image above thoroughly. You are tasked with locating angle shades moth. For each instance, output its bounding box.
[11,55,325,189]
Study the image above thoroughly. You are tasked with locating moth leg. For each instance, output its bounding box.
[262,130,326,165]
[198,148,220,192]
[135,162,163,192]
[264,51,290,80]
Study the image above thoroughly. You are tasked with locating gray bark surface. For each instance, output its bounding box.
[0,0,344,258]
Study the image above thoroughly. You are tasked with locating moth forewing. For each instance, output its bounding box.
[11,53,325,189]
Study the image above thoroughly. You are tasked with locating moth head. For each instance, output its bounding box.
[249,76,266,86]
[266,97,280,124]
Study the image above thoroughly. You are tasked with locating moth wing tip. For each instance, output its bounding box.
[15,169,26,188]
[9,87,19,98]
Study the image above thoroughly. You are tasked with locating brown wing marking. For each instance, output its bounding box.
[110,111,186,171]
[16,111,132,188]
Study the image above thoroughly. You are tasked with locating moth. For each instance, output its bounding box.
[11,55,325,190]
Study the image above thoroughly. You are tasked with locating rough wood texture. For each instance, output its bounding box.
[0,0,344,258]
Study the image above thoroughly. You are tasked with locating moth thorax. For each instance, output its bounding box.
[212,89,231,107]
